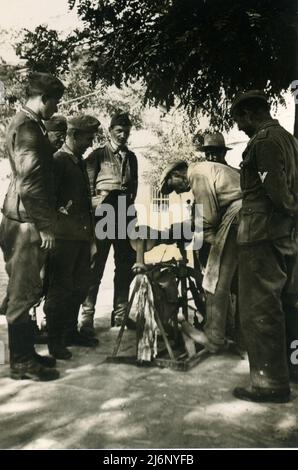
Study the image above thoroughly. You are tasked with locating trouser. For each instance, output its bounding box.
[204,225,238,348]
[44,239,91,340]
[238,237,298,390]
[82,236,135,322]
[0,216,46,324]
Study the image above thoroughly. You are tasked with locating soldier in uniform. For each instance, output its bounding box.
[43,115,100,359]
[81,112,138,337]
[0,72,64,381]
[231,90,298,403]
[30,115,67,342]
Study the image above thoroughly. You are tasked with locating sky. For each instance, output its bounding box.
[0,0,80,30]
[0,0,81,63]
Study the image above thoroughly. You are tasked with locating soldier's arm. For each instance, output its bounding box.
[85,149,100,196]
[14,120,56,232]
[255,139,298,214]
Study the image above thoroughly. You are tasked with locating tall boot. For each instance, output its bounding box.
[45,307,72,360]
[8,322,60,381]
[80,309,96,338]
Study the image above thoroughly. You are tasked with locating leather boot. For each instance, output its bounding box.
[233,386,290,403]
[65,330,99,347]
[8,323,60,381]
[48,338,72,360]
[80,310,96,338]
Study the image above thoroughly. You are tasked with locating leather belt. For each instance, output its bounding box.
[95,190,110,197]
[95,189,128,196]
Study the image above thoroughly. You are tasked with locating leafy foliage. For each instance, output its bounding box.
[66,0,296,129]
[0,61,26,158]
[142,110,205,188]
[15,26,76,75]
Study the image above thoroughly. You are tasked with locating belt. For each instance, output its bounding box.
[95,189,110,197]
[95,189,129,196]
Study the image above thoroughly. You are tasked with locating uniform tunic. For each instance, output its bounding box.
[44,144,93,337]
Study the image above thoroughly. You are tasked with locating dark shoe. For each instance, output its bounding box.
[233,386,290,403]
[66,332,99,347]
[10,359,60,381]
[33,351,56,368]
[80,324,96,339]
[289,369,298,384]
[48,343,72,360]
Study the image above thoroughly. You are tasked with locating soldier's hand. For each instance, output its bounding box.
[39,230,55,250]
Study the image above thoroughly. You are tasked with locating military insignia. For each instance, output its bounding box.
[258,171,268,183]
[58,200,73,215]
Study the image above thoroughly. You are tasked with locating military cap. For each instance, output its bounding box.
[231,90,268,114]
[159,160,188,195]
[27,72,65,98]
[110,111,132,128]
[67,115,100,133]
[44,115,67,132]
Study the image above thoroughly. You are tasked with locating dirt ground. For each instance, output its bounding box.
[0,256,298,450]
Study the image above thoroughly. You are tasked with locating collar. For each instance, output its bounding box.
[60,143,81,165]
[108,139,128,155]
[21,106,47,135]
[247,119,280,148]
[257,119,280,132]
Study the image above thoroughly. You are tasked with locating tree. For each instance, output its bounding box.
[15,26,75,75]
[15,1,296,131]
[0,60,26,159]
[65,0,297,131]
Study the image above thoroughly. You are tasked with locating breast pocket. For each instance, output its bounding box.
[99,161,120,182]
[237,207,269,244]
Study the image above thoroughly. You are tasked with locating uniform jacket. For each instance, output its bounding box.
[86,141,138,205]
[238,119,298,244]
[2,107,56,232]
[53,144,93,241]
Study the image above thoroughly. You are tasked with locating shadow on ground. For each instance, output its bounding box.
[0,313,298,450]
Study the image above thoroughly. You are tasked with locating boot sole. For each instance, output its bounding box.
[10,370,60,381]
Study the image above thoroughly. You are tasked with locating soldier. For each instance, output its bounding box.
[0,72,64,381]
[231,90,298,403]
[30,115,67,342]
[201,133,232,165]
[43,115,100,359]
[159,159,242,353]
[81,111,138,337]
